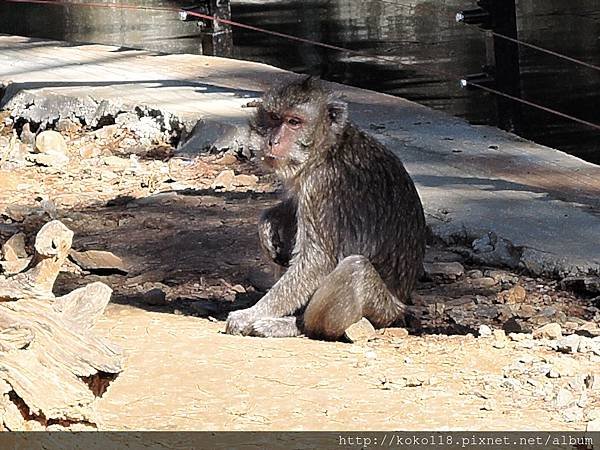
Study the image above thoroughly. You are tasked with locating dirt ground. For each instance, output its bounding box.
[0,112,599,431]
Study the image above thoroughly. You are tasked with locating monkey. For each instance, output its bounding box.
[225,76,426,340]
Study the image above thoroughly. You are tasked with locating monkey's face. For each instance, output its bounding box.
[250,77,349,180]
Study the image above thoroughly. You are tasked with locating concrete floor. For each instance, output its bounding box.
[1,34,599,277]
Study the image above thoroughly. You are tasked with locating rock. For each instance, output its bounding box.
[508,332,530,342]
[20,122,36,146]
[560,276,600,295]
[486,270,518,284]
[233,174,259,188]
[211,170,235,190]
[103,155,131,169]
[56,118,81,133]
[546,369,560,378]
[467,270,483,279]
[475,304,498,319]
[423,261,464,281]
[28,152,69,167]
[471,232,521,268]
[556,334,581,354]
[139,287,167,306]
[69,249,128,274]
[547,359,576,378]
[381,327,409,339]
[497,285,526,304]
[215,153,238,165]
[517,304,536,318]
[344,317,376,343]
[533,323,562,340]
[35,130,68,155]
[478,324,492,337]
[404,375,426,387]
[555,388,574,408]
[562,406,583,423]
[471,277,497,289]
[587,419,600,432]
[94,124,120,140]
[1,232,27,261]
[578,337,600,355]
[79,143,102,159]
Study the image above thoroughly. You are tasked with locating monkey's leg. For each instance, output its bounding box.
[258,197,297,268]
[303,255,405,341]
[247,316,301,338]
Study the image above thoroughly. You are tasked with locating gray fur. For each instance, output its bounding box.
[226,77,426,340]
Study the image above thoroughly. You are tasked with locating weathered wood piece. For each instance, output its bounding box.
[0,221,123,430]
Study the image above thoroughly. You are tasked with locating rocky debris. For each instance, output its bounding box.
[587,418,600,431]
[344,318,376,343]
[55,118,82,134]
[423,261,464,281]
[20,123,35,146]
[381,327,409,339]
[1,232,27,260]
[532,323,562,340]
[78,142,102,159]
[69,249,128,274]
[211,169,259,191]
[497,285,526,304]
[555,334,581,354]
[471,232,521,268]
[138,287,168,306]
[560,276,600,295]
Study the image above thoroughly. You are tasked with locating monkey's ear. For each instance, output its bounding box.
[327,100,348,132]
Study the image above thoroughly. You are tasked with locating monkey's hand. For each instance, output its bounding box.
[225,308,260,335]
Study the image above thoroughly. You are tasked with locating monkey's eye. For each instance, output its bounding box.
[287,117,302,127]
[269,112,281,122]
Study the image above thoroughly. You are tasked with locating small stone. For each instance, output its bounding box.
[1,232,27,261]
[56,118,81,133]
[471,277,497,289]
[478,324,492,337]
[557,334,581,354]
[35,130,68,155]
[404,375,425,387]
[211,169,235,190]
[547,369,560,378]
[508,332,529,342]
[562,406,583,423]
[532,323,562,340]
[382,327,409,339]
[555,388,574,408]
[215,153,238,165]
[140,288,167,306]
[103,156,131,169]
[233,174,259,188]
[423,261,464,281]
[467,270,483,279]
[481,399,495,411]
[94,124,120,140]
[517,304,536,318]
[497,285,527,304]
[20,122,35,146]
[79,143,102,158]
[476,304,498,319]
[28,152,69,167]
[231,284,246,293]
[578,337,600,355]
[69,249,128,274]
[344,317,376,343]
[493,329,506,341]
[587,419,600,432]
[501,378,521,390]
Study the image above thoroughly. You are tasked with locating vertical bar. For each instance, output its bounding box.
[490,0,521,132]
[201,0,233,57]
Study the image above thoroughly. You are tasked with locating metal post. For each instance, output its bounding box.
[487,0,522,132]
[201,0,233,57]
[457,0,522,132]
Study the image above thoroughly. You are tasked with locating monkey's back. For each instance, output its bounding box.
[300,124,426,302]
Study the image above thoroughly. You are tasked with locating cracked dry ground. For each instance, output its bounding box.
[0,120,599,431]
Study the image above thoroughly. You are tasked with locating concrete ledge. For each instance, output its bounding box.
[0,34,598,277]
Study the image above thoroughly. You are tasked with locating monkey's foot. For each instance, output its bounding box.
[247,317,301,338]
[225,308,261,335]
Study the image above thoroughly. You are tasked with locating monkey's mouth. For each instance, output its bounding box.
[261,154,284,168]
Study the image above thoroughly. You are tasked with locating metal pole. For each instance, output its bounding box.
[201,0,233,57]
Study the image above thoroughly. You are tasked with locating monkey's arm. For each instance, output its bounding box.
[225,252,332,335]
[258,197,297,267]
